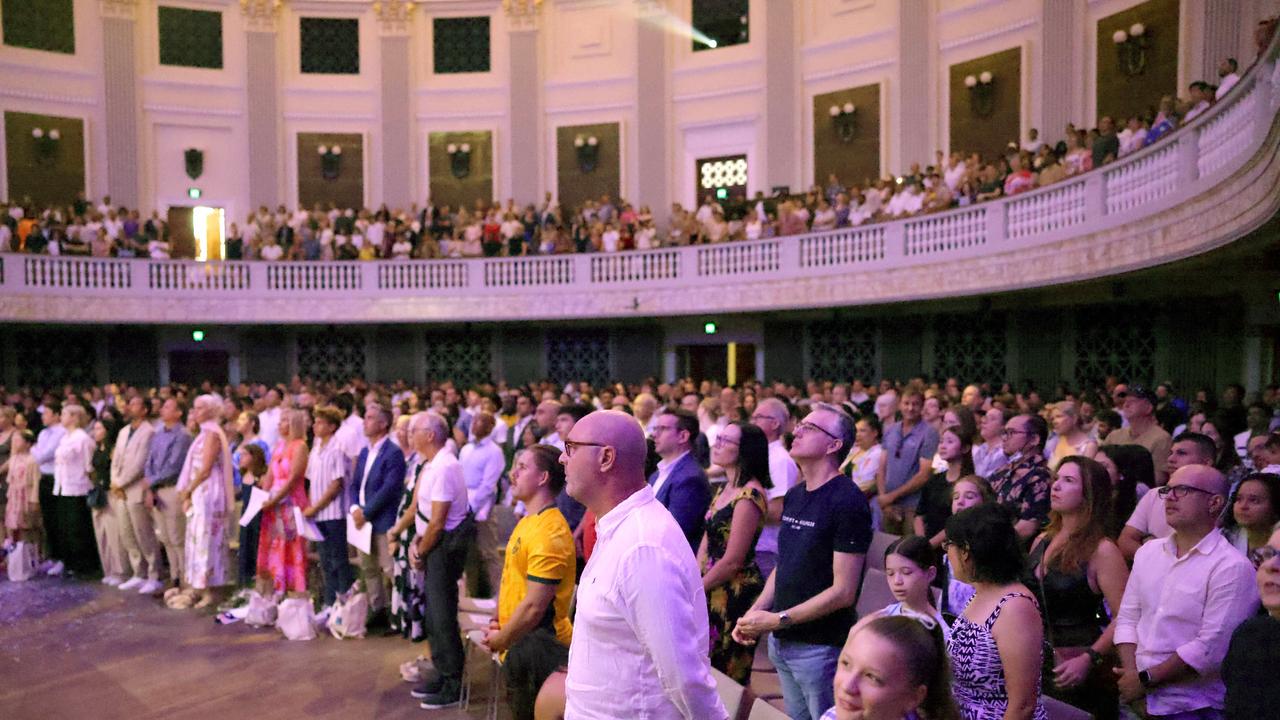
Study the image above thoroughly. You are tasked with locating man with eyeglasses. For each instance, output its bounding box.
[1119,432,1216,562]
[560,410,728,720]
[986,413,1052,541]
[1222,522,1280,720]
[750,398,798,580]
[874,390,938,534]
[1114,464,1259,720]
[732,404,871,720]
[1103,385,1174,486]
[648,409,712,551]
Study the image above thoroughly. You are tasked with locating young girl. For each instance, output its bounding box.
[864,536,951,645]
[822,615,961,720]
[942,476,994,618]
[5,430,42,550]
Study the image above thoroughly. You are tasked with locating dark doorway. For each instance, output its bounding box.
[169,350,229,386]
[677,343,755,385]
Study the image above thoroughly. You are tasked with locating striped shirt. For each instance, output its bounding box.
[306,437,350,523]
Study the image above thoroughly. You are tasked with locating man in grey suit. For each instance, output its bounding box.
[111,396,163,594]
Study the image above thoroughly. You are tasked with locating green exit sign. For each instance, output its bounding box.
[188,187,202,199]
[192,329,205,342]
[704,322,717,335]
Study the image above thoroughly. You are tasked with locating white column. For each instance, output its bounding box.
[242,1,283,208]
[506,2,543,202]
[895,0,933,166]
[100,0,140,208]
[764,0,799,191]
[1040,0,1079,137]
[377,1,415,209]
[634,0,669,213]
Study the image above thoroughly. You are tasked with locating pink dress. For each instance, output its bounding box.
[180,430,231,589]
[256,439,309,593]
[4,454,39,530]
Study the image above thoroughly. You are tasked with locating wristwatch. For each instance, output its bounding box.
[777,610,793,628]
[1138,670,1153,688]
[1086,648,1104,667]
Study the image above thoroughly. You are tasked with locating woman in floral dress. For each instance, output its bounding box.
[257,409,309,595]
[171,395,235,609]
[388,415,426,641]
[698,421,772,684]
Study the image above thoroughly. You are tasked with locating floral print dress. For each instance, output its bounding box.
[256,439,308,594]
[702,484,767,684]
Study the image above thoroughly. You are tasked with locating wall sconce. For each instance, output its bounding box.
[446,141,472,179]
[31,127,61,165]
[964,71,995,117]
[574,134,599,173]
[317,143,342,180]
[184,148,204,180]
[828,102,857,143]
[1112,23,1149,76]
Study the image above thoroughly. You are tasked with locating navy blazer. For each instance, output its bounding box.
[648,452,712,552]
[349,438,407,534]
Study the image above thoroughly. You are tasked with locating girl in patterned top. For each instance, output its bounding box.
[821,615,960,720]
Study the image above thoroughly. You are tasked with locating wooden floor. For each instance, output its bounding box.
[0,577,496,720]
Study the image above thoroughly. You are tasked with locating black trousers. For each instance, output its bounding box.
[39,474,56,558]
[422,516,475,682]
[237,484,261,587]
[505,627,569,720]
[53,495,100,575]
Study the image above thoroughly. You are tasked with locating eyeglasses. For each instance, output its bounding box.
[1250,545,1279,568]
[750,413,779,424]
[1000,428,1029,438]
[1156,484,1216,501]
[712,436,739,447]
[940,539,964,551]
[794,421,840,441]
[563,439,609,458]
[650,425,678,435]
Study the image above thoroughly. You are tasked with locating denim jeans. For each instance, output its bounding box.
[316,519,353,607]
[768,634,840,720]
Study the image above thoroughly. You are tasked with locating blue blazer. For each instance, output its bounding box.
[648,452,712,552]
[348,439,407,534]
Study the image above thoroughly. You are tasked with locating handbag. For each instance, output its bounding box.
[7,541,39,582]
[245,591,279,627]
[277,598,317,641]
[327,586,369,640]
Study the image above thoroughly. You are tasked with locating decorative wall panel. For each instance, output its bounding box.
[300,17,359,74]
[806,320,877,383]
[1095,0,1180,124]
[297,329,366,382]
[13,329,95,388]
[433,16,490,74]
[424,331,492,386]
[555,122,620,220]
[296,132,364,210]
[158,5,223,69]
[1,0,74,54]
[691,0,749,52]
[813,83,881,189]
[428,131,494,211]
[1073,311,1157,387]
[4,111,86,206]
[933,315,1007,384]
[948,47,1021,162]
[546,330,611,385]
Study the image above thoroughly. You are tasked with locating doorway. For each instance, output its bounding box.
[168,350,229,386]
[166,206,225,260]
[677,343,755,385]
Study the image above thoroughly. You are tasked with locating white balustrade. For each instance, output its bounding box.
[1198,85,1259,178]
[23,256,133,289]
[903,207,986,257]
[1104,142,1180,214]
[799,227,887,267]
[483,256,575,287]
[378,261,468,290]
[1006,180,1088,240]
[149,261,250,292]
[590,250,681,283]
[696,241,781,276]
[266,262,363,291]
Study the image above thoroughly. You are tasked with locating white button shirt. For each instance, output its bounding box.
[756,439,799,555]
[459,437,504,521]
[1113,530,1259,716]
[415,448,470,535]
[53,427,95,496]
[566,485,728,720]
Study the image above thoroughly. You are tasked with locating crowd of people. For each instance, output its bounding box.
[0,46,1258,263]
[2,371,1278,720]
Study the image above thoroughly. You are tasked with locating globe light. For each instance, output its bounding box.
[446,143,457,154]
[574,135,585,147]
[460,143,470,153]
[829,105,841,117]
[964,75,977,88]
[1113,29,1128,44]
[32,128,44,138]
[979,71,993,84]
[49,129,60,140]
[587,136,598,146]
[1130,23,1145,37]
[843,102,855,114]
[317,144,328,155]
[331,145,342,155]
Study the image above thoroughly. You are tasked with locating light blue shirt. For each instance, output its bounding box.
[33,424,66,475]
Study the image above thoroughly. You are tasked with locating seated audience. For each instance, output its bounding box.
[862,536,951,644]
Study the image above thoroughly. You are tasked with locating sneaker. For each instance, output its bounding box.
[409,671,444,699]
[138,579,165,595]
[45,561,65,576]
[118,577,145,591]
[101,575,124,586]
[38,560,56,573]
[418,681,461,710]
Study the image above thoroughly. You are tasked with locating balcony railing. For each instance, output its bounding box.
[2,38,1278,324]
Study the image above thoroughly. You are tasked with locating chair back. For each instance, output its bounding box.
[746,697,790,720]
[711,667,746,720]
[1043,696,1093,720]
[856,566,897,619]
[866,530,900,572]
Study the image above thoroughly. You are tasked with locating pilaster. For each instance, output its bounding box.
[100,0,140,208]
[376,1,416,208]
[505,0,543,202]
[634,0,668,212]
[242,0,283,208]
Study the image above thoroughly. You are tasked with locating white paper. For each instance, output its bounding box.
[347,512,373,554]
[239,487,270,527]
[293,506,325,542]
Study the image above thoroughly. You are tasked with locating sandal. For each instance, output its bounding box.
[193,593,216,609]
[166,591,196,610]
[163,587,183,601]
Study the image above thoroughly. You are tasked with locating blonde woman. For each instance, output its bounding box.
[1046,402,1098,471]
[52,404,99,576]
[257,409,310,595]
[169,395,235,609]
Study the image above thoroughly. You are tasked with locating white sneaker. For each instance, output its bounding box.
[46,561,65,576]
[101,575,124,586]
[138,579,165,595]
[118,577,145,591]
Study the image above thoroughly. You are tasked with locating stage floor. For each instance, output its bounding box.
[0,577,492,720]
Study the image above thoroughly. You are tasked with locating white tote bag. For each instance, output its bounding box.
[327,590,369,639]
[245,591,279,627]
[7,542,38,582]
[277,598,317,641]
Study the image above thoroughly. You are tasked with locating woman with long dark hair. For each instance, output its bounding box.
[697,421,772,684]
[916,425,977,547]
[1221,472,1280,555]
[1026,456,1129,720]
[1093,444,1152,539]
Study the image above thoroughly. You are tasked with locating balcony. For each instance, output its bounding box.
[3,41,1279,326]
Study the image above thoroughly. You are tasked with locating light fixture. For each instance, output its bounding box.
[192,329,205,342]
[188,187,202,199]
[319,143,342,179]
[447,139,472,178]
[31,126,61,164]
[575,134,600,173]
[317,144,328,155]
[1114,22,1150,76]
[704,322,717,335]
[829,101,857,143]
[965,71,995,117]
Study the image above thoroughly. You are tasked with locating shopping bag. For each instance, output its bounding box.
[6,542,38,582]
[245,591,279,627]
[277,598,317,641]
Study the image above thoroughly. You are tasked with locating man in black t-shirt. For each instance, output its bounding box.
[732,403,871,720]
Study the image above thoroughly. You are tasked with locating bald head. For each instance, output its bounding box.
[1164,463,1228,534]
[562,410,649,511]
[574,410,647,475]
[1170,463,1228,497]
